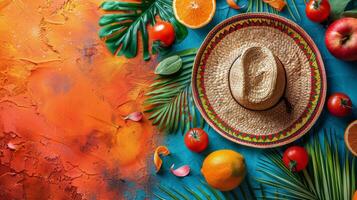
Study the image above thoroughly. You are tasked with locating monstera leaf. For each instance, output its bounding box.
[98,0,187,61]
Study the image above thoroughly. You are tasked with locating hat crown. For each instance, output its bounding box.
[229,46,286,111]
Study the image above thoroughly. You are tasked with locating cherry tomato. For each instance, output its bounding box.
[283,146,309,172]
[305,0,330,23]
[149,21,175,47]
[184,128,209,153]
[327,92,352,117]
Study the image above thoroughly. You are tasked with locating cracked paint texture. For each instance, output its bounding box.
[0,0,158,199]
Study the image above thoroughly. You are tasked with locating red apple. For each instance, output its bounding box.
[325,17,357,61]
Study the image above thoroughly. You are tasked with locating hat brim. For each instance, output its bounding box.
[192,13,326,148]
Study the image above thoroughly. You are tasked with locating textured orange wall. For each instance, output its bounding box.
[0,0,158,199]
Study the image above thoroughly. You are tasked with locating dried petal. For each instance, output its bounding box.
[154,146,170,173]
[170,164,190,177]
[226,0,241,9]
[263,0,286,11]
[7,142,17,150]
[123,111,143,122]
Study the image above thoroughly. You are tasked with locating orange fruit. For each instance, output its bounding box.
[201,149,246,191]
[173,0,216,29]
[353,190,357,200]
[345,120,357,156]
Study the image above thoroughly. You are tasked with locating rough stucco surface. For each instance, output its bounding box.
[0,0,158,199]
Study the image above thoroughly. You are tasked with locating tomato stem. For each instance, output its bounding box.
[191,130,200,140]
[312,0,321,9]
[341,98,353,109]
[289,160,297,171]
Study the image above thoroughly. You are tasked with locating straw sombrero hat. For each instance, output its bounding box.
[192,13,326,148]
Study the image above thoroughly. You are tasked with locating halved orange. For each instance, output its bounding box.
[173,0,216,29]
[345,120,357,156]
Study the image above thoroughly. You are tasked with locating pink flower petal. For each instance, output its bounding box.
[7,142,17,150]
[170,164,190,177]
[123,111,143,122]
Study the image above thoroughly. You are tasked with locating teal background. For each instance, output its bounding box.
[148,0,357,199]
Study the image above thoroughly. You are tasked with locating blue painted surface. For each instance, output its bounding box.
[149,0,357,199]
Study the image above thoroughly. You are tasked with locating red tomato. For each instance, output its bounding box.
[149,21,175,47]
[184,128,209,153]
[305,0,330,23]
[282,146,309,172]
[327,92,352,117]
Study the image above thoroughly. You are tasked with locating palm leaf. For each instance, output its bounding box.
[98,0,187,61]
[246,0,301,21]
[257,129,357,200]
[144,48,204,133]
[342,9,357,18]
[329,0,353,20]
[155,179,258,200]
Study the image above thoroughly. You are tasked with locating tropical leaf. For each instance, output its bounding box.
[98,0,188,61]
[154,55,182,75]
[144,48,204,133]
[257,129,357,200]
[154,179,258,200]
[342,9,357,18]
[246,0,301,21]
[329,0,353,20]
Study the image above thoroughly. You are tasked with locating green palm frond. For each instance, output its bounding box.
[98,0,187,61]
[144,48,204,133]
[329,0,354,20]
[154,179,258,200]
[257,129,357,200]
[246,0,301,21]
[342,9,357,18]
